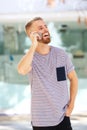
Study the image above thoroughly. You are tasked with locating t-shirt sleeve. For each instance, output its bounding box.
[65,52,75,75]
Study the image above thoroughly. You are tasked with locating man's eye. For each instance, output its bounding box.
[45,25,48,28]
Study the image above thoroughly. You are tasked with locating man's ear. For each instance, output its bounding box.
[25,29,31,37]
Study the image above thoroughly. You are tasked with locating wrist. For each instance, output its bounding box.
[69,100,75,105]
[68,101,74,108]
[31,44,37,50]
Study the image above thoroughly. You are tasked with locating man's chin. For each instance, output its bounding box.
[43,38,51,44]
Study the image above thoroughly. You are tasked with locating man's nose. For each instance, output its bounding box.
[44,27,48,32]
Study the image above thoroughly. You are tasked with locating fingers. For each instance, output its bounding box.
[65,108,71,117]
[30,32,42,40]
[65,104,74,117]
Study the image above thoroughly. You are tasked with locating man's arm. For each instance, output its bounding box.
[17,32,39,75]
[17,45,36,75]
[65,70,78,117]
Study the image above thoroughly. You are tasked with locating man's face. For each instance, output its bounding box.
[29,20,51,44]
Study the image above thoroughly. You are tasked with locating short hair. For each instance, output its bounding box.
[25,17,43,31]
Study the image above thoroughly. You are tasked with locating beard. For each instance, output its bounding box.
[41,37,51,44]
[38,32,51,44]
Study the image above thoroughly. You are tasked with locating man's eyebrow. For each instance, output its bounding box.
[38,24,47,28]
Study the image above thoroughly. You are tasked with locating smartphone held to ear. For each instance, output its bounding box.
[30,32,42,41]
[37,32,42,41]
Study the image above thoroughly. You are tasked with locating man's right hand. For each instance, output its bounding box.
[30,32,41,49]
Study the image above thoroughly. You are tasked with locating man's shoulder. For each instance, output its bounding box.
[51,46,66,55]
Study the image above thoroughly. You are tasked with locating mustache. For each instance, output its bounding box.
[38,32,50,37]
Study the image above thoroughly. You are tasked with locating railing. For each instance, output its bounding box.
[0,54,87,84]
[0,55,28,84]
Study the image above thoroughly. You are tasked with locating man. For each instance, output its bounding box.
[17,17,78,130]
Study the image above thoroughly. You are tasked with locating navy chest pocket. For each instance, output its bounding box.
[56,66,66,81]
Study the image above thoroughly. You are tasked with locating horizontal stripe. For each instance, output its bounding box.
[29,46,74,126]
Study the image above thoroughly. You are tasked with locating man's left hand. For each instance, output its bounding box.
[65,102,74,117]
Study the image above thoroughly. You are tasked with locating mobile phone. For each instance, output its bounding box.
[37,32,42,41]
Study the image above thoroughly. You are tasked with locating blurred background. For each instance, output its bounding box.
[0,0,87,130]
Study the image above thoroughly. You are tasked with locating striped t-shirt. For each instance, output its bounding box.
[28,46,74,127]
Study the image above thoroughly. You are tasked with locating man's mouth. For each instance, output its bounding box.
[43,33,50,38]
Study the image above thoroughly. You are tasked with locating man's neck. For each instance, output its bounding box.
[36,43,51,55]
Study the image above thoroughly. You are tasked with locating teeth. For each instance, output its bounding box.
[43,33,49,37]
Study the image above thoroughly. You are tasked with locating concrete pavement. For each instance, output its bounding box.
[0,114,87,130]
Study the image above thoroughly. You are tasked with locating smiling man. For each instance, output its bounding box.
[17,17,78,130]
